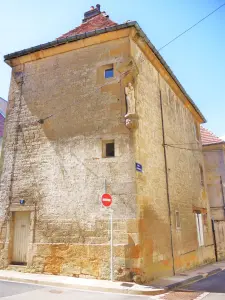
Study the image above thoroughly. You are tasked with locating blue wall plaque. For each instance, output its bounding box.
[136,163,143,172]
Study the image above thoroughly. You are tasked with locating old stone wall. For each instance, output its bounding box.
[203,148,225,220]
[214,220,225,260]
[130,39,215,281]
[0,30,216,282]
[0,37,137,279]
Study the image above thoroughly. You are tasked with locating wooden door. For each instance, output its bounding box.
[12,211,30,265]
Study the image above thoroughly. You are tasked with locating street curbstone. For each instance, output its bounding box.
[0,273,166,296]
[206,268,222,277]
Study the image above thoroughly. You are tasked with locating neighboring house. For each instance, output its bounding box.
[0,5,214,282]
[201,127,225,261]
[201,127,225,221]
[0,97,7,154]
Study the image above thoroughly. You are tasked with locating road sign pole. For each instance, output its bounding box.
[110,209,113,281]
[101,193,113,280]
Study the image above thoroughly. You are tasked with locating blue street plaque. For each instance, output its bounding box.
[136,163,143,173]
[20,199,25,205]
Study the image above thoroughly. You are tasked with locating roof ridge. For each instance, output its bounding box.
[57,11,117,40]
[4,21,205,123]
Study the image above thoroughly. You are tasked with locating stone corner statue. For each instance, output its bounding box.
[125,83,136,116]
[124,83,138,129]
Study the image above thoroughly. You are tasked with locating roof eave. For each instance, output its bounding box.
[202,142,225,147]
[4,21,206,123]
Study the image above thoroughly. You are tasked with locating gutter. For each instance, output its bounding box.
[158,75,175,275]
[4,21,206,123]
[202,142,225,147]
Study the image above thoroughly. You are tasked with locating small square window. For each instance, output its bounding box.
[102,140,115,158]
[105,68,114,79]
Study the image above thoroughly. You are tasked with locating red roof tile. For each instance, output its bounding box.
[58,9,117,39]
[200,126,224,145]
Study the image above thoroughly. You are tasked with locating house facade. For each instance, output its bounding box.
[0,5,215,282]
[201,127,225,221]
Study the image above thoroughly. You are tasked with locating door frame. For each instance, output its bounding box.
[7,206,35,267]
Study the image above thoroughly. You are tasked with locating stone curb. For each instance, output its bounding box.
[166,275,204,290]
[0,274,165,296]
[0,267,223,296]
[167,267,224,290]
[206,268,222,277]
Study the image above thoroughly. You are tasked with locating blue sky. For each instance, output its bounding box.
[1,1,224,136]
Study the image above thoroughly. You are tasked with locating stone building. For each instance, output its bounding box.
[0,5,215,282]
[201,127,225,221]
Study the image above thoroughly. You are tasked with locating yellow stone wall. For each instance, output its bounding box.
[0,37,138,279]
[130,38,215,281]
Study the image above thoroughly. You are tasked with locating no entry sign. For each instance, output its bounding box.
[101,192,114,281]
[101,193,112,207]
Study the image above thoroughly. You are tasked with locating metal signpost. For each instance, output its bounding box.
[101,193,113,281]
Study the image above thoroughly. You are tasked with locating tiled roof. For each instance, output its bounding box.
[58,10,117,39]
[4,8,206,123]
[200,126,224,145]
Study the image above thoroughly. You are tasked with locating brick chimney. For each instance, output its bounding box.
[57,4,117,39]
[83,4,102,23]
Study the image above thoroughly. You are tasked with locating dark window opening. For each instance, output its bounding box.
[106,142,115,157]
[105,68,114,79]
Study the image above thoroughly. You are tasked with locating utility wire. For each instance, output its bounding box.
[165,144,202,152]
[158,2,225,52]
[166,142,200,146]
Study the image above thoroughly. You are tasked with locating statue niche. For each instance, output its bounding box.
[124,83,138,129]
[125,82,136,116]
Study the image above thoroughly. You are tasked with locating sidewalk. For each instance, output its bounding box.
[0,270,164,296]
[0,261,224,296]
[151,261,225,290]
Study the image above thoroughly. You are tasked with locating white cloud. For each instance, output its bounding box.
[220,135,225,141]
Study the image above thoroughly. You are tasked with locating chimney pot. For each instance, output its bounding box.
[83,5,102,22]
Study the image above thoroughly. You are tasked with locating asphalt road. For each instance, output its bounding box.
[183,270,225,293]
[2,271,225,300]
[0,280,150,299]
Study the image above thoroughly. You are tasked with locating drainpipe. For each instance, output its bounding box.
[158,77,175,275]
